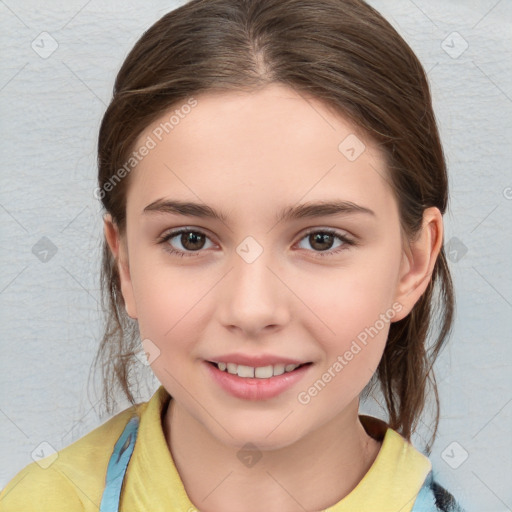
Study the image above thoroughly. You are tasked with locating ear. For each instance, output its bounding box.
[392,207,443,322]
[103,213,138,319]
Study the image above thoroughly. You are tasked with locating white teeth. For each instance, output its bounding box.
[237,365,255,378]
[273,364,285,376]
[254,365,273,378]
[214,361,303,378]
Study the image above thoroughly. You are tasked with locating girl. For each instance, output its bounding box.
[1,0,466,510]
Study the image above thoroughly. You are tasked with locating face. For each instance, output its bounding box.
[107,83,431,450]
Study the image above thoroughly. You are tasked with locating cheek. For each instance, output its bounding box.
[299,275,392,406]
[300,260,399,340]
[128,252,202,352]
[291,252,399,395]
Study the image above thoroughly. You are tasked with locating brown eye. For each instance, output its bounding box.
[179,231,207,251]
[297,229,355,257]
[308,232,335,251]
[158,229,214,257]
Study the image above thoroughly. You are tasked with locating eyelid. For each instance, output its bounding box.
[300,226,352,239]
[156,225,215,242]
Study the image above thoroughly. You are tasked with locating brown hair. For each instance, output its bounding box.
[91,0,454,452]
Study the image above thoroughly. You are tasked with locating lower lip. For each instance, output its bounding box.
[204,361,312,401]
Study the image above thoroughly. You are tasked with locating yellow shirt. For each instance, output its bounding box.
[0,385,431,511]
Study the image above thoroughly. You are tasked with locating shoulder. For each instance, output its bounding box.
[0,402,146,511]
[0,463,83,511]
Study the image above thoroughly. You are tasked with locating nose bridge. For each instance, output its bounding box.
[218,236,290,332]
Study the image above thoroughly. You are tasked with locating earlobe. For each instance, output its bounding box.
[103,214,138,319]
[392,207,443,322]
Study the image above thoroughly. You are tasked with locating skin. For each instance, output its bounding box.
[104,83,443,512]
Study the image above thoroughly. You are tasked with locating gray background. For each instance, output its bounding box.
[1,0,511,510]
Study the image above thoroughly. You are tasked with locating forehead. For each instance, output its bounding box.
[125,84,395,222]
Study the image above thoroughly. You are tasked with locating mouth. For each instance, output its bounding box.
[204,359,313,400]
[206,360,313,379]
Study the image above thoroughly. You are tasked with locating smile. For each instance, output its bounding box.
[204,360,313,400]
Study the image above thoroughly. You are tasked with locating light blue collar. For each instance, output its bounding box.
[99,416,139,512]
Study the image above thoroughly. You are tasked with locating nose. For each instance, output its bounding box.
[216,246,291,337]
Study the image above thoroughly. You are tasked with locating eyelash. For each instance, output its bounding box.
[156,227,357,259]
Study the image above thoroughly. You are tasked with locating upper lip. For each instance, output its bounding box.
[206,354,310,367]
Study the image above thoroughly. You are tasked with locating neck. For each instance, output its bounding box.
[163,398,381,512]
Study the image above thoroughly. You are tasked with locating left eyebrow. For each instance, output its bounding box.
[277,200,375,222]
[142,198,376,223]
